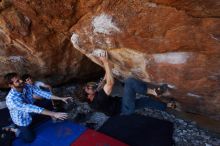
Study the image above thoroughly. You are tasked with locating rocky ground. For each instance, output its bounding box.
[65,101,220,146]
[0,83,220,146]
[52,84,220,146]
[136,108,220,146]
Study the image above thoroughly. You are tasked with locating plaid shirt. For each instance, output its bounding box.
[6,84,52,126]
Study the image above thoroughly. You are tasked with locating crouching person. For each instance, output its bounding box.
[4,72,72,143]
[21,74,54,111]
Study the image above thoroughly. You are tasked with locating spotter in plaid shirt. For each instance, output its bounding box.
[6,84,52,126]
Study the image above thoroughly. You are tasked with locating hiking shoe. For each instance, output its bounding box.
[155,84,169,96]
[167,98,181,111]
[167,102,176,109]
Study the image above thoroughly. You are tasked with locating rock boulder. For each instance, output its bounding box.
[70,0,220,120]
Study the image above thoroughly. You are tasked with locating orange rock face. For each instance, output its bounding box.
[0,0,102,86]
[0,0,220,120]
[70,0,220,120]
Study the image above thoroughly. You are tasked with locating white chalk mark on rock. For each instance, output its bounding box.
[153,52,192,64]
[209,34,220,41]
[167,84,177,89]
[92,13,120,35]
[112,68,120,76]
[71,33,80,49]
[8,56,24,63]
[146,2,157,8]
[187,93,203,98]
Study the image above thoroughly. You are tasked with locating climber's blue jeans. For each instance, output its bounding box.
[121,78,166,115]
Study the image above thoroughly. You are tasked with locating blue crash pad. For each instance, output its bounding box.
[13,120,87,146]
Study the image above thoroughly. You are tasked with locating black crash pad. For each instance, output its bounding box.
[0,108,11,127]
[98,114,174,146]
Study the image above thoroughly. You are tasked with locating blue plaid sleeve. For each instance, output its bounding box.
[9,96,44,114]
[33,86,52,99]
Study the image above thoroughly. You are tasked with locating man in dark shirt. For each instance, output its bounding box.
[86,82,121,116]
[84,50,168,116]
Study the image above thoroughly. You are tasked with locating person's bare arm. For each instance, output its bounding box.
[87,54,103,66]
[33,87,72,103]
[99,52,114,95]
[33,95,43,100]
[96,74,106,91]
[50,95,73,103]
[41,84,52,91]
[41,109,68,120]
[103,74,106,81]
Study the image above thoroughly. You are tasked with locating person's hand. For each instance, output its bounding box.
[48,85,52,92]
[53,112,68,120]
[98,51,108,63]
[61,97,73,104]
